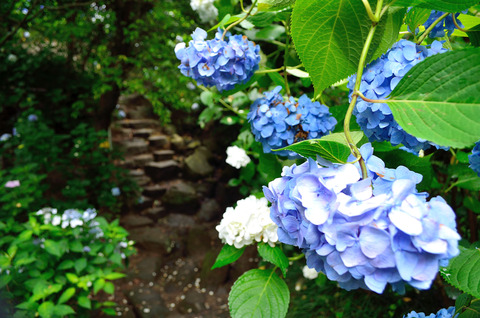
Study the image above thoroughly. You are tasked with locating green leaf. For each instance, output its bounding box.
[69,240,83,253]
[258,0,295,12]
[248,12,277,27]
[458,299,480,318]
[0,275,12,289]
[276,138,351,163]
[74,258,87,274]
[38,301,55,318]
[468,24,480,47]
[405,7,431,34]
[103,281,115,294]
[54,305,75,316]
[104,272,126,280]
[440,246,480,299]
[208,14,242,32]
[267,72,286,91]
[78,295,92,309]
[387,48,480,148]
[58,260,74,270]
[291,0,401,96]
[393,0,478,11]
[65,273,79,284]
[255,25,285,40]
[285,67,309,78]
[448,165,480,191]
[44,240,66,257]
[456,293,473,312]
[200,91,214,107]
[257,243,289,277]
[94,278,105,294]
[229,269,290,318]
[58,287,75,304]
[211,244,246,270]
[258,152,283,182]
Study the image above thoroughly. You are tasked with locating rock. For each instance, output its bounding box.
[129,170,152,187]
[187,140,202,149]
[131,153,154,166]
[153,150,174,161]
[111,127,133,140]
[161,181,198,211]
[128,105,155,120]
[132,128,154,139]
[142,207,168,219]
[121,214,153,228]
[128,227,177,254]
[148,135,169,149]
[197,199,222,222]
[145,160,180,181]
[177,289,205,314]
[161,214,196,228]
[127,254,161,281]
[200,250,229,288]
[184,146,214,179]
[170,134,185,151]
[122,139,149,155]
[133,196,153,212]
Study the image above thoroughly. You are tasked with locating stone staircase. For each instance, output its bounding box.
[106,95,257,318]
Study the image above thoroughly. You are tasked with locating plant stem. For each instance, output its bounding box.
[417,12,449,44]
[283,16,291,95]
[288,254,305,262]
[451,13,469,32]
[344,1,384,180]
[222,0,258,40]
[256,67,285,74]
[362,0,377,23]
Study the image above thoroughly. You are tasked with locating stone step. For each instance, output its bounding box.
[121,214,154,228]
[119,139,149,156]
[117,119,160,129]
[129,169,152,187]
[153,150,175,161]
[144,160,180,182]
[111,127,133,139]
[148,135,169,149]
[129,153,154,167]
[142,184,168,198]
[132,128,154,139]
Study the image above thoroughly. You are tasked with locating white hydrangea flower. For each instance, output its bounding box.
[302,265,319,280]
[216,195,278,248]
[190,0,218,23]
[226,146,251,169]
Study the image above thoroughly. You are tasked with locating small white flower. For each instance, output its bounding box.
[216,195,278,248]
[51,215,62,226]
[226,146,251,169]
[70,219,83,228]
[7,54,17,63]
[302,265,319,280]
[190,0,218,23]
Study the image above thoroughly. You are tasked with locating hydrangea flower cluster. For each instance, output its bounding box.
[36,208,104,237]
[263,143,460,294]
[216,195,278,248]
[469,141,480,177]
[190,0,218,23]
[404,306,457,318]
[226,145,251,169]
[248,86,337,157]
[175,28,260,92]
[424,11,464,38]
[348,40,448,153]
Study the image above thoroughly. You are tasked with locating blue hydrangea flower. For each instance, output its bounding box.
[28,114,38,122]
[424,11,464,38]
[263,143,460,294]
[111,187,121,196]
[248,87,337,157]
[175,28,261,92]
[404,306,457,318]
[0,133,11,141]
[348,40,448,153]
[468,141,480,177]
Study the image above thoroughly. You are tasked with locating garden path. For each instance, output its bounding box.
[103,96,257,318]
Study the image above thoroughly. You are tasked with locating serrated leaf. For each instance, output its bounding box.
[74,258,87,274]
[440,246,480,299]
[458,299,480,318]
[229,269,289,318]
[456,293,473,311]
[78,295,91,309]
[58,287,75,304]
[387,48,480,148]
[406,7,431,33]
[258,0,295,12]
[211,244,245,270]
[257,243,289,277]
[468,24,480,47]
[393,0,478,11]
[291,0,401,96]
[54,305,75,316]
[38,301,55,318]
[276,139,350,163]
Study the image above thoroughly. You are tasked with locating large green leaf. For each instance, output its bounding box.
[448,165,480,191]
[291,0,402,96]
[257,243,289,277]
[440,246,480,299]
[392,0,478,11]
[276,131,364,163]
[405,7,431,33]
[229,269,290,318]
[387,48,480,148]
[38,301,55,318]
[211,244,245,270]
